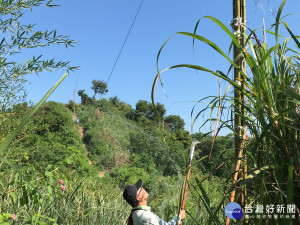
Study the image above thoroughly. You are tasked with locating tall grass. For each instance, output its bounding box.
[152,0,299,224]
[0,170,129,224]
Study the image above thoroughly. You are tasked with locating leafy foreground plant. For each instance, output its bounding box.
[0,73,70,224]
[0,0,77,112]
[152,0,299,224]
[0,167,128,224]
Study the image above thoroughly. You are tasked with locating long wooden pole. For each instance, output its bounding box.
[241,0,247,209]
[177,166,191,225]
[177,141,200,225]
[226,0,246,224]
[181,165,191,210]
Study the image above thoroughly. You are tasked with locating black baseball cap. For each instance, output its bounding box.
[123,179,143,207]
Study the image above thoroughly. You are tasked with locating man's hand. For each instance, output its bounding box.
[179,209,186,220]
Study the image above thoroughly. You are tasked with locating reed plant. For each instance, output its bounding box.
[0,169,129,224]
[152,0,299,224]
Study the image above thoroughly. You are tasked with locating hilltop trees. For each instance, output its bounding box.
[148,102,166,121]
[78,80,108,104]
[78,90,89,104]
[134,100,166,121]
[135,100,150,115]
[164,115,185,131]
[91,80,108,99]
[77,82,186,131]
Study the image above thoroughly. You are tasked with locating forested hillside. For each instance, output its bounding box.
[0,97,233,224]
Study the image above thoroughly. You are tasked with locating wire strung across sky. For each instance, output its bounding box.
[73,0,143,106]
[106,0,144,84]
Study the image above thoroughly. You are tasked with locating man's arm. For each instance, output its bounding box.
[158,210,185,225]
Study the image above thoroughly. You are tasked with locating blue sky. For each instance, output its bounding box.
[22,0,300,134]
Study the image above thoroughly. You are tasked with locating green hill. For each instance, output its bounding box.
[0,99,232,224]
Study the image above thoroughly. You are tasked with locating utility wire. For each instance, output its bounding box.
[106,0,144,84]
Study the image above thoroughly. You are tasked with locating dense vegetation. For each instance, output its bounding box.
[0,96,234,224]
[152,1,300,224]
[0,0,299,224]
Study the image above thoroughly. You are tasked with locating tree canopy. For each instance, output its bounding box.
[91,80,108,99]
[134,100,166,121]
[0,0,77,112]
[165,115,185,130]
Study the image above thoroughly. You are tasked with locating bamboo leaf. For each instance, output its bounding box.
[283,21,300,49]
[275,0,287,43]
[204,16,241,50]
[285,88,300,101]
[178,32,240,69]
[193,18,203,49]
[194,178,221,225]
[287,157,293,204]
[156,35,175,74]
[264,30,284,39]
[164,64,253,98]
[192,155,209,166]
[260,45,279,65]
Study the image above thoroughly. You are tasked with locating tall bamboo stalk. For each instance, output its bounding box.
[226,0,246,224]
[241,0,247,209]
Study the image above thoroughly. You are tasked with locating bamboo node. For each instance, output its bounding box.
[230,17,243,30]
[230,17,244,37]
[235,79,242,85]
[235,125,243,131]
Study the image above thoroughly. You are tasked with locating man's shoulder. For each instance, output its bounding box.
[133,208,153,217]
[132,208,159,224]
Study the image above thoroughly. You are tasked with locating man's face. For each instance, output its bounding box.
[136,187,148,202]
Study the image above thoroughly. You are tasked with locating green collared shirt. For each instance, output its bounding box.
[132,206,181,225]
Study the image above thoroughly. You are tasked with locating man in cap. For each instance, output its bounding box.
[123,179,186,225]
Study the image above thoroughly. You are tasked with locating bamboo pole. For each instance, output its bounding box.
[177,166,192,225]
[226,0,246,224]
[181,165,191,210]
[232,0,242,205]
[177,141,200,225]
[241,0,247,209]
